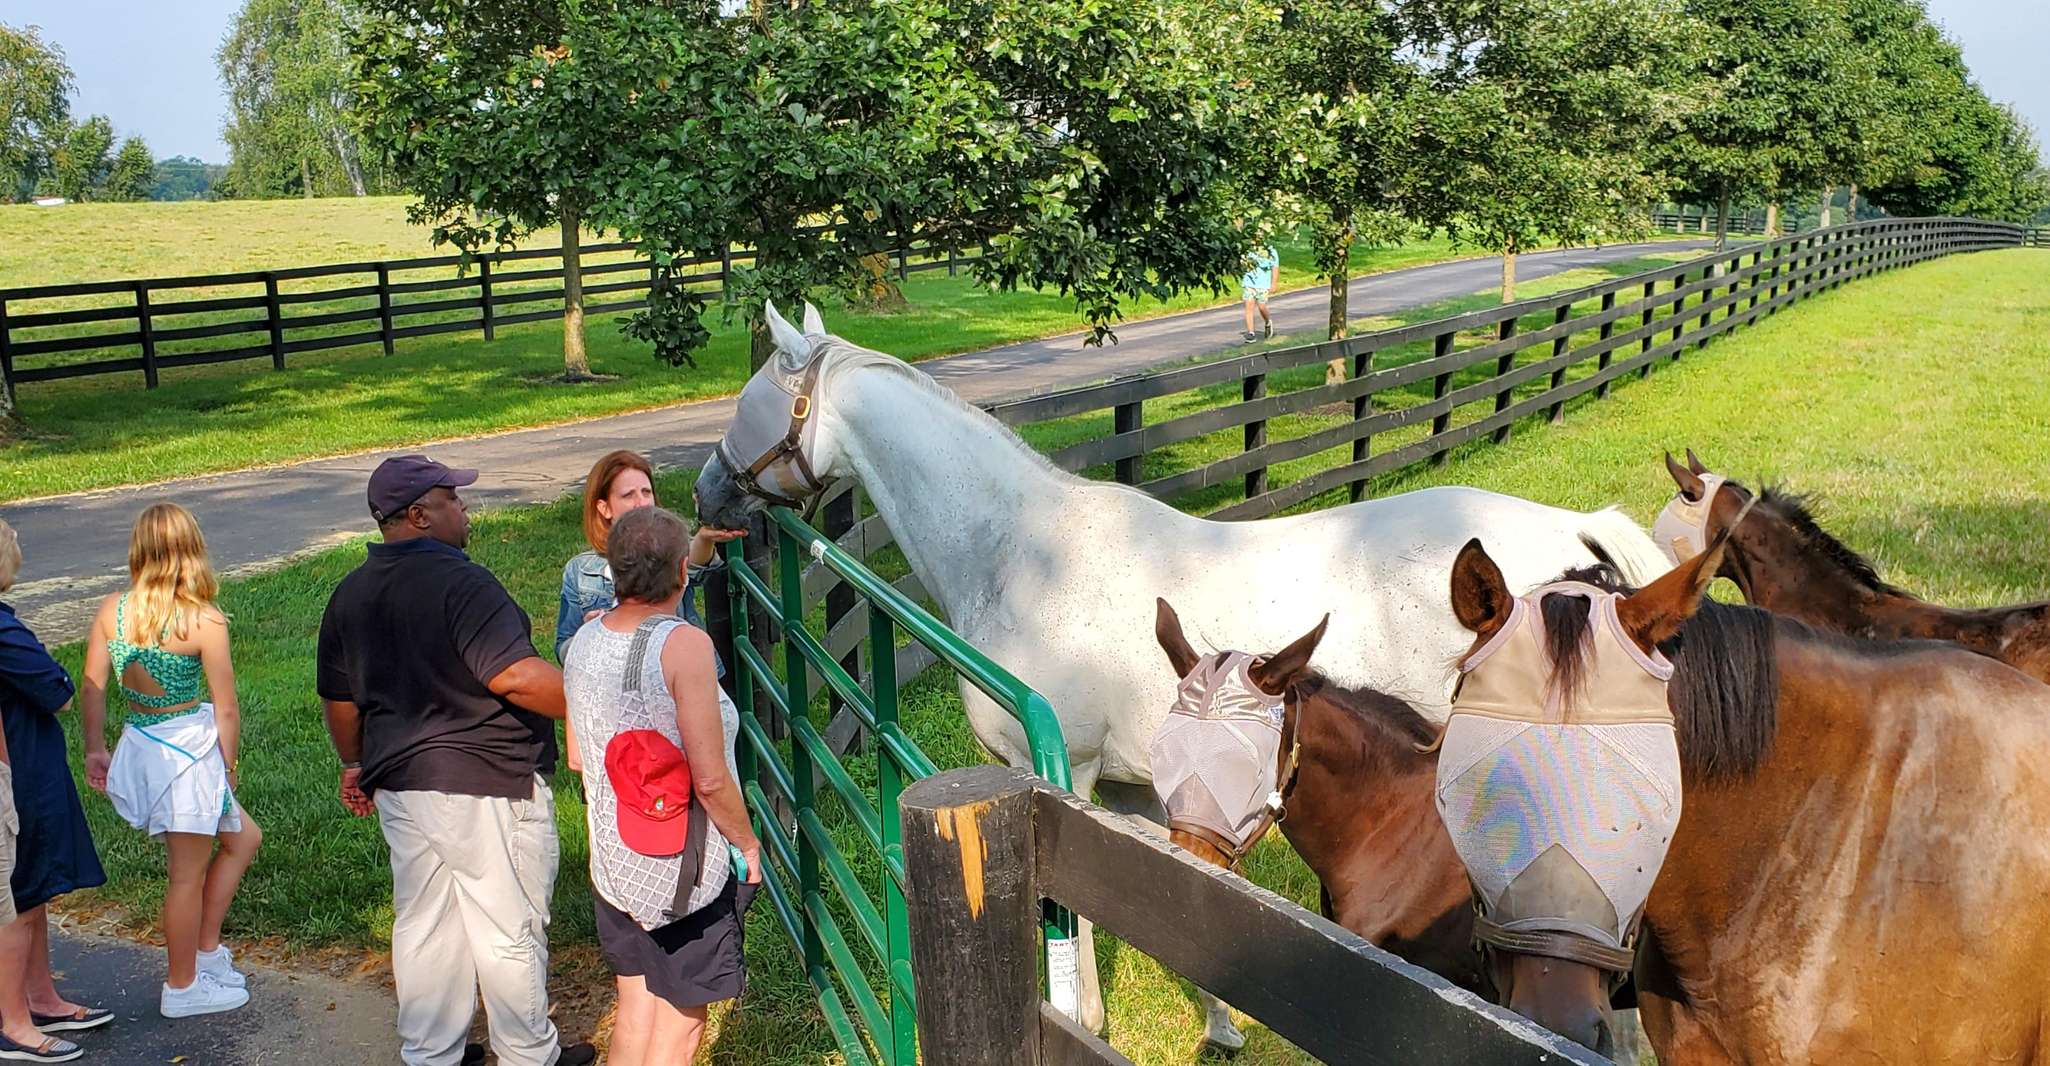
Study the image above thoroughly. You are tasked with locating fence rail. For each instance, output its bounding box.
[719,507,1072,1066]
[900,765,1613,1065]
[2027,226,2050,248]
[0,234,984,399]
[1650,208,1774,236]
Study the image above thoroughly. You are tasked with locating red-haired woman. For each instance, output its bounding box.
[554,451,742,665]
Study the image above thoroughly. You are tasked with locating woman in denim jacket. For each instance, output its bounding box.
[555,451,744,667]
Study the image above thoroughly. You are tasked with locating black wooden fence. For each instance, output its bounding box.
[2027,226,2050,248]
[1649,208,1772,235]
[774,216,2022,710]
[0,236,982,399]
[899,765,1612,1065]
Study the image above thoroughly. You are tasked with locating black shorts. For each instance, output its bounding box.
[594,876,760,1010]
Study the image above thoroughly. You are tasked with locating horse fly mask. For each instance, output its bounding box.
[1150,651,1300,869]
[1435,583,1681,984]
[716,341,840,509]
[1652,473,1726,565]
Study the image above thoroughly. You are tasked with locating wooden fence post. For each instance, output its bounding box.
[899,765,1042,1066]
[897,244,910,282]
[1638,280,1655,379]
[135,281,159,389]
[1546,303,1571,424]
[1348,346,1375,502]
[479,258,497,342]
[720,242,734,295]
[0,298,14,410]
[1593,291,1617,399]
[1428,330,1456,465]
[264,272,286,370]
[376,264,395,356]
[1113,400,1143,485]
[1668,272,1687,359]
[821,487,864,757]
[1242,372,1267,499]
[947,245,959,278]
[1490,317,1518,445]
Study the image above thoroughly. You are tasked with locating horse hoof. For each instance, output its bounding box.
[1202,1026,1248,1055]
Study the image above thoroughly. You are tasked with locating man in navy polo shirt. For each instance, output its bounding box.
[316,455,594,1066]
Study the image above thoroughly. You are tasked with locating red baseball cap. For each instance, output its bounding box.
[605,730,694,857]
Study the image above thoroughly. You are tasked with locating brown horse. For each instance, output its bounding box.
[1450,535,2050,1064]
[1662,450,2050,683]
[1152,599,1479,989]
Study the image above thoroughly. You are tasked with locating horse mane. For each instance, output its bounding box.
[1538,562,1780,784]
[1290,672,1440,771]
[815,340,1080,484]
[1755,484,1905,596]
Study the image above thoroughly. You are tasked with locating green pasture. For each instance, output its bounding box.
[34,245,2048,1063]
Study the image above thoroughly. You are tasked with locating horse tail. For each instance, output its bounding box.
[1576,507,1672,587]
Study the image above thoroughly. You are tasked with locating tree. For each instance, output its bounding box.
[355,0,1267,374]
[104,136,155,201]
[151,156,229,200]
[1244,1,1426,380]
[220,0,389,198]
[52,114,113,201]
[1406,0,1700,297]
[1655,0,1872,249]
[0,22,74,202]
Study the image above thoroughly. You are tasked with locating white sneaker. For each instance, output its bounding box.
[160,971,250,1018]
[197,946,247,989]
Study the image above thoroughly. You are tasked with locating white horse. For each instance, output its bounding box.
[696,301,1671,1049]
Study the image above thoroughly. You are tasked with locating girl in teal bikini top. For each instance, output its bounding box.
[107,593,206,716]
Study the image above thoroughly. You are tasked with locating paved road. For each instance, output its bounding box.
[3,241,1706,643]
[47,922,399,1065]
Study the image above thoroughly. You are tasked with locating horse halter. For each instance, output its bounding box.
[1652,473,1727,564]
[1150,651,1303,870]
[1437,582,1682,988]
[716,342,836,509]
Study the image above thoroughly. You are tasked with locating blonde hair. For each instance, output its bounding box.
[125,503,220,646]
[0,520,19,594]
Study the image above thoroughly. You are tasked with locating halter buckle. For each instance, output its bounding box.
[791,395,811,420]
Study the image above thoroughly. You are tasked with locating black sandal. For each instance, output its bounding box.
[27,1007,109,1034]
[0,1032,82,1063]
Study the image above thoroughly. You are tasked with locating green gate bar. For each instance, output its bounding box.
[724,505,1074,1066]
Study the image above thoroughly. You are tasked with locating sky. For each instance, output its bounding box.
[6,0,2047,166]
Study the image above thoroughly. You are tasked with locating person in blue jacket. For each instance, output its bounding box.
[0,519,109,1062]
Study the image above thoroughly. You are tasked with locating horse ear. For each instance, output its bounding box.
[1251,614,1329,695]
[1617,524,1731,650]
[763,300,812,361]
[1665,451,1706,502]
[1685,448,1709,476]
[1155,598,1201,678]
[1450,539,1512,636]
[802,300,825,336]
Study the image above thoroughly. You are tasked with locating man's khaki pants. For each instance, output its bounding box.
[377,777,562,1066]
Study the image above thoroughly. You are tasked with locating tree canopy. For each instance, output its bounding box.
[221,0,392,198]
[355,0,1266,371]
[0,22,74,203]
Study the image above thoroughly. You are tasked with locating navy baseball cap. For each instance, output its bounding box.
[368,454,478,522]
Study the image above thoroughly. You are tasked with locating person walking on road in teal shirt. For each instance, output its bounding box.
[1240,241,1279,344]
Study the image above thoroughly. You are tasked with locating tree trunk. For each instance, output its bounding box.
[299,156,313,199]
[1500,244,1518,304]
[1847,183,1859,220]
[333,128,367,197]
[1697,210,1708,234]
[1765,202,1779,237]
[1324,218,1352,385]
[0,379,18,442]
[854,251,907,311]
[1714,190,1730,251]
[1818,186,1833,229]
[560,205,593,379]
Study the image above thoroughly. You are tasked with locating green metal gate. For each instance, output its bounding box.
[723,505,1073,1065]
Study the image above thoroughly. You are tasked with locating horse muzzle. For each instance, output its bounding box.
[694,450,760,531]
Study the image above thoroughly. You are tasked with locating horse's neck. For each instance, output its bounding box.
[1739,523,1893,632]
[1285,694,1464,941]
[832,363,1078,620]
[1643,634,1882,1001]
[1750,527,2040,656]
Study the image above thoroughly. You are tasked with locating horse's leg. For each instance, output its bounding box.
[1095,780,1248,1054]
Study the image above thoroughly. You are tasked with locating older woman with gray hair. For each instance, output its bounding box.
[561,507,760,1066]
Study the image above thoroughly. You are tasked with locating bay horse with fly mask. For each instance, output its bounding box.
[1446,527,2050,1064]
[1655,449,2050,683]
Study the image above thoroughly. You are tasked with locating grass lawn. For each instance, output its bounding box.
[0,195,1672,502]
[37,239,2036,1062]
